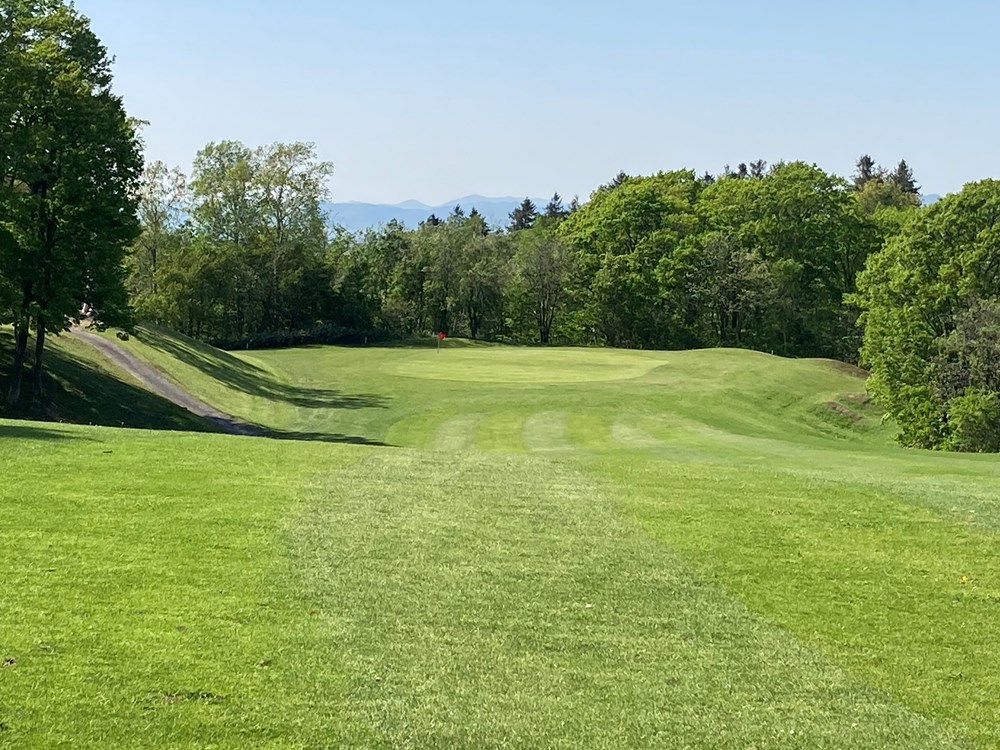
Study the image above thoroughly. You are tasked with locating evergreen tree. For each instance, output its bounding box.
[890,159,920,196]
[853,155,879,190]
[467,207,489,236]
[609,171,630,189]
[508,198,538,231]
[545,192,566,219]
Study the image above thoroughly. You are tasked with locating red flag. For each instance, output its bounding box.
[437,332,447,340]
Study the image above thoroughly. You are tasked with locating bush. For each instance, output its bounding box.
[945,389,1000,453]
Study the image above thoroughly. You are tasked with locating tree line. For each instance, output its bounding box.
[127,155,921,363]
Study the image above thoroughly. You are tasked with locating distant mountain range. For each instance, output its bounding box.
[323,191,944,233]
[322,195,546,232]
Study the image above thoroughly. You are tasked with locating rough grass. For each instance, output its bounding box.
[3,326,1000,747]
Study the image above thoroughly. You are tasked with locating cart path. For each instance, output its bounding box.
[71,328,266,437]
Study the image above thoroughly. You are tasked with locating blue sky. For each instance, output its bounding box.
[79,1,1000,204]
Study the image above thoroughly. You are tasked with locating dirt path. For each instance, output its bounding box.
[71,328,266,437]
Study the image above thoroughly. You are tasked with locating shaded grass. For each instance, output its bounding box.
[0,329,211,432]
[125,325,388,412]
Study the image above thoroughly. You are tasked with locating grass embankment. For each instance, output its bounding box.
[0,328,209,432]
[3,325,1000,747]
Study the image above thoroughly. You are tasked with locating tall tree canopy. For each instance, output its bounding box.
[0,0,142,403]
[128,140,332,341]
[856,179,1000,451]
[559,170,702,349]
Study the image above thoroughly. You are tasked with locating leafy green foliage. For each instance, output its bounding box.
[128,141,332,341]
[857,180,1000,450]
[0,0,141,402]
[559,170,702,348]
[121,153,930,360]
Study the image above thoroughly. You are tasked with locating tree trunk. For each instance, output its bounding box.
[30,315,46,399]
[6,321,30,406]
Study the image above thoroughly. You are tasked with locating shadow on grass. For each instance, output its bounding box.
[138,326,389,411]
[261,427,391,446]
[196,414,392,446]
[0,334,214,433]
[0,424,93,442]
[1,329,391,445]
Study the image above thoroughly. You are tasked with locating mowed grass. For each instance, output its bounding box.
[2,325,1000,747]
[1,426,359,748]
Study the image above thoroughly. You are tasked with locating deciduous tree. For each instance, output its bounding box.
[1,0,142,403]
[856,179,1000,450]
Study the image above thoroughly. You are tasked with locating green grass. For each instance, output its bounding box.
[0,328,211,432]
[3,325,1000,747]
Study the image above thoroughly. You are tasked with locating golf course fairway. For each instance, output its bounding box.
[2,326,999,749]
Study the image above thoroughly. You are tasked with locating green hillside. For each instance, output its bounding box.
[3,329,1000,748]
[108,325,891,450]
[0,328,211,432]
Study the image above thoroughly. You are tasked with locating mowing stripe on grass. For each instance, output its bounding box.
[523,411,571,452]
[606,455,1000,748]
[564,412,612,453]
[610,421,665,450]
[475,411,527,452]
[290,449,970,749]
[434,414,479,452]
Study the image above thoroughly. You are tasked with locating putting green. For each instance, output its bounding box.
[390,347,667,383]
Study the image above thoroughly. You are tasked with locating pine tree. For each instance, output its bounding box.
[545,192,566,219]
[890,159,920,196]
[508,198,537,231]
[468,207,489,236]
[609,171,630,189]
[853,154,879,190]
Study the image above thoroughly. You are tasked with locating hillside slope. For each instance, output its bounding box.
[0,328,211,432]
[103,325,891,452]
